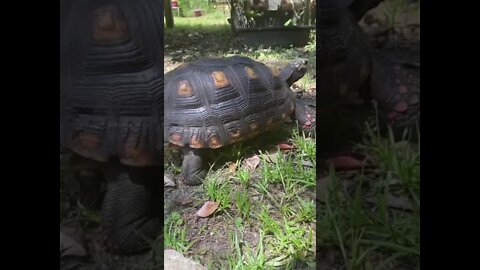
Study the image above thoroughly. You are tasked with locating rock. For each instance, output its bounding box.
[164,175,176,187]
[164,249,206,270]
[60,228,88,270]
[60,228,87,257]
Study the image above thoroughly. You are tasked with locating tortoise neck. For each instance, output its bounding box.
[279,66,295,87]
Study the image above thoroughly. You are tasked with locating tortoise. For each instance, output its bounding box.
[60,0,164,254]
[317,0,420,138]
[164,56,316,185]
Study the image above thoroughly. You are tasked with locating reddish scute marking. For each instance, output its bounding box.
[169,133,183,145]
[92,5,129,43]
[76,132,101,151]
[394,100,408,112]
[229,130,241,142]
[178,80,193,97]
[121,136,155,166]
[209,135,222,148]
[245,67,258,79]
[212,71,230,89]
[398,85,408,94]
[249,122,259,130]
[190,135,204,148]
[270,67,280,76]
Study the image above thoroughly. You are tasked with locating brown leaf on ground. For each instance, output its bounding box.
[327,152,374,171]
[195,201,219,218]
[277,143,295,151]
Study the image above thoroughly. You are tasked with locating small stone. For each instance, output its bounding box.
[164,249,207,270]
[164,175,176,187]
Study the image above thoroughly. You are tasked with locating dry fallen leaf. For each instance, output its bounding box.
[244,155,260,171]
[195,201,219,218]
[277,143,295,151]
[164,175,176,187]
[327,152,372,171]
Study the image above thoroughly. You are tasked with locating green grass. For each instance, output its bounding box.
[164,212,196,253]
[167,11,230,28]
[317,119,420,270]
[174,0,221,18]
[227,229,268,269]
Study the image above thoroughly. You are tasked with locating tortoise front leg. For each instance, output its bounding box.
[101,162,162,254]
[294,98,316,132]
[181,147,206,185]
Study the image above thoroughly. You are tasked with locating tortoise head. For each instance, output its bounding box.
[279,59,308,87]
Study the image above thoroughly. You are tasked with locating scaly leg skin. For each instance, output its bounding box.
[101,161,162,254]
[182,147,206,185]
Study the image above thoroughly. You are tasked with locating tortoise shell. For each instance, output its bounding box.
[60,0,164,167]
[316,4,372,105]
[164,56,296,149]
